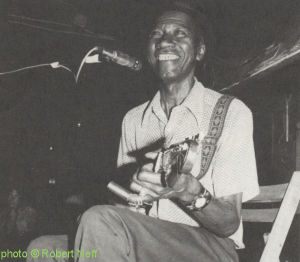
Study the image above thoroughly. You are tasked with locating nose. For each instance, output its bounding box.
[156,33,175,49]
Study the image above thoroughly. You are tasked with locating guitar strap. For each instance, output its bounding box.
[197,95,234,179]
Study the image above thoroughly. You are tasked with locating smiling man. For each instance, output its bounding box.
[72,2,259,262]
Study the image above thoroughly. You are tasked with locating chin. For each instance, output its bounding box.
[158,74,177,84]
[156,68,181,83]
[160,72,189,85]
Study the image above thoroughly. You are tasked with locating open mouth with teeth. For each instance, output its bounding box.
[158,53,180,61]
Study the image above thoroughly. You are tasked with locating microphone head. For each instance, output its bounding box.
[96,46,142,71]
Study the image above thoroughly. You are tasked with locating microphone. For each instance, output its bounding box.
[96,46,142,71]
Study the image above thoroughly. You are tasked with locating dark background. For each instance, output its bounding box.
[0,0,299,261]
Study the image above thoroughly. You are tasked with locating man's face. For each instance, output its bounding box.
[147,11,202,83]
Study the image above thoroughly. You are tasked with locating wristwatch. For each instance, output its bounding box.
[186,186,212,211]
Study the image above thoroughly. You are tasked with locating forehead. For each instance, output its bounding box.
[154,10,195,31]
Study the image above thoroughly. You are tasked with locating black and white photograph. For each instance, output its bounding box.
[0,0,299,261]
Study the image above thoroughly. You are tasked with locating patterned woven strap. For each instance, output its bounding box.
[197,95,234,179]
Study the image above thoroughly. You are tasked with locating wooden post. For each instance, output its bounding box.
[296,122,300,171]
[260,171,300,262]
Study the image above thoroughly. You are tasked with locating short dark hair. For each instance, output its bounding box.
[157,0,215,58]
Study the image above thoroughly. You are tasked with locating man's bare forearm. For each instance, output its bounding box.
[181,193,242,237]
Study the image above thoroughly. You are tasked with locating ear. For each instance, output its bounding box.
[196,42,206,62]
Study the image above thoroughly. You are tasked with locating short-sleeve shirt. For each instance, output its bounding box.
[117,79,259,248]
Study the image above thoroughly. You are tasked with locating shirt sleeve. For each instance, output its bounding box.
[211,99,259,202]
[117,113,137,168]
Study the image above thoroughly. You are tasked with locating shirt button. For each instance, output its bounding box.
[77,122,81,127]
[49,146,54,151]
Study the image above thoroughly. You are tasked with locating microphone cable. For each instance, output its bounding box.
[0,62,76,80]
[75,46,101,83]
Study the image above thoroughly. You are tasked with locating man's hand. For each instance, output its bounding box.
[134,170,202,203]
[130,152,202,204]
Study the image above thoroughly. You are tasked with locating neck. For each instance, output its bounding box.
[160,75,195,118]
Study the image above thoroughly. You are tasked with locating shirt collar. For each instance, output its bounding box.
[180,79,205,126]
[142,78,205,126]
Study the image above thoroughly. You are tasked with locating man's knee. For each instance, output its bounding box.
[79,205,121,228]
